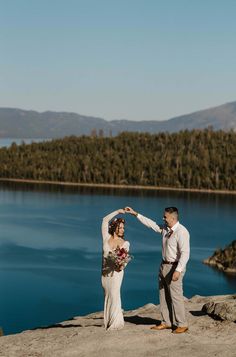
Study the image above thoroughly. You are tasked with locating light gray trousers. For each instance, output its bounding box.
[159,263,187,327]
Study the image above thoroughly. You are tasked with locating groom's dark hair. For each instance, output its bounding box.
[164,207,179,219]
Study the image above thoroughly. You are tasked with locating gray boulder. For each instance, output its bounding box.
[202,296,236,322]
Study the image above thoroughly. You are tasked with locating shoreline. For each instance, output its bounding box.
[0,178,236,195]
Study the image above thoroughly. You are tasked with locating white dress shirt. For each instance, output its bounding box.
[137,214,190,272]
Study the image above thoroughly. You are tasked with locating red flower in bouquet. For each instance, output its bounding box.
[107,246,133,272]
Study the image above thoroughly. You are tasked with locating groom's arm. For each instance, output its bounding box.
[137,213,162,234]
[125,207,162,234]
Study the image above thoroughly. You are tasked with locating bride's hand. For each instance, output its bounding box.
[125,207,137,216]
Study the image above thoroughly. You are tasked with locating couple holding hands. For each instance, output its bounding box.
[101,205,190,334]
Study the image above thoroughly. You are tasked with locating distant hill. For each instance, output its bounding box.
[0,101,236,138]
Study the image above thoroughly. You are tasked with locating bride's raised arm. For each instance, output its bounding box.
[101,209,125,241]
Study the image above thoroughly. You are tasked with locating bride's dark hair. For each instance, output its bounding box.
[108,218,125,236]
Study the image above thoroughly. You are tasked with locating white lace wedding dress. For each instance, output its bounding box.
[101,211,130,330]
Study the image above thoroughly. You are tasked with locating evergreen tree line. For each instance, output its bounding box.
[0,129,235,190]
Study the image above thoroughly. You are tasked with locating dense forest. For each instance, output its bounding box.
[0,129,235,190]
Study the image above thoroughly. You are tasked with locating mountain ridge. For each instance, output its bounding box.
[0,101,236,138]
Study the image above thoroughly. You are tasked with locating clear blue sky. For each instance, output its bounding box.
[1,0,236,121]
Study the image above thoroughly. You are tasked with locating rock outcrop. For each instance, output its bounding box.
[0,295,236,357]
[202,295,236,322]
[203,240,236,274]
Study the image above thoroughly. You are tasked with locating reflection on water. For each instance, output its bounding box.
[0,182,235,335]
[1,180,236,200]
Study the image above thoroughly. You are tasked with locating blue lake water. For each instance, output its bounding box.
[0,182,235,335]
[0,138,50,148]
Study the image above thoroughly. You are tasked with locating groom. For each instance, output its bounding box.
[125,206,190,334]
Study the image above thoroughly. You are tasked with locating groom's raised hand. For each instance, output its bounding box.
[125,207,138,216]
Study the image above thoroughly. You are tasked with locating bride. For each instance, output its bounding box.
[101,209,130,330]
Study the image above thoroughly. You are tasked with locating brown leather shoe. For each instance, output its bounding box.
[150,324,172,330]
[172,326,188,334]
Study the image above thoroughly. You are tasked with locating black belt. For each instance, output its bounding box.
[162,260,178,265]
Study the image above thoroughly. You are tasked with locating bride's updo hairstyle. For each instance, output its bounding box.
[108,218,125,236]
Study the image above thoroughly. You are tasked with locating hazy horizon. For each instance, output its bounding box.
[1,99,235,123]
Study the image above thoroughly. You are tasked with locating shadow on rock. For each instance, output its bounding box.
[189,310,207,317]
[32,323,82,330]
[124,315,160,325]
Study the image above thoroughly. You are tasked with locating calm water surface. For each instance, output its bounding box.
[0,182,235,335]
[0,138,50,148]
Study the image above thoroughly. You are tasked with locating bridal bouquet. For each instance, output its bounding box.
[107,247,133,272]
